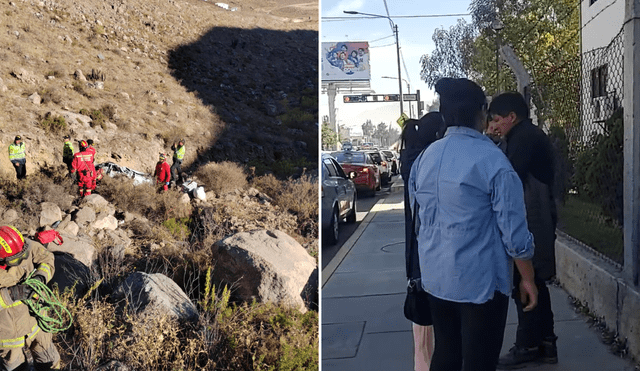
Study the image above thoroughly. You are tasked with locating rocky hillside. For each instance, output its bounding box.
[0,0,318,176]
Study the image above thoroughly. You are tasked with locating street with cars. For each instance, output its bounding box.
[321,148,400,269]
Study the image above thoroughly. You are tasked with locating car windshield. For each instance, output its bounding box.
[332,152,366,164]
[368,152,382,162]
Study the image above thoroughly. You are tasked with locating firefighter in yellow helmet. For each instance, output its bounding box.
[0,226,60,370]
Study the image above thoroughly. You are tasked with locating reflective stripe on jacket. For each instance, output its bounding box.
[8,143,25,161]
[63,141,74,160]
[173,145,185,160]
[71,151,95,176]
[0,240,55,347]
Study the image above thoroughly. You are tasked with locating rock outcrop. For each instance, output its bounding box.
[212,229,316,312]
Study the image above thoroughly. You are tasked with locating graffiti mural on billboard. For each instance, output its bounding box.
[321,42,370,81]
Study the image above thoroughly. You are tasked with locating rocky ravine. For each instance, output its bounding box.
[0,0,318,177]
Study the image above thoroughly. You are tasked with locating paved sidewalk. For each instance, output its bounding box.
[321,181,638,371]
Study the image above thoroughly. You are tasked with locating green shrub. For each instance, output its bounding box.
[572,108,623,224]
[80,108,107,128]
[162,217,191,240]
[39,113,66,134]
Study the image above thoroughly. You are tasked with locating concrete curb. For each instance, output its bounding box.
[321,180,404,288]
[321,197,383,288]
[556,232,640,361]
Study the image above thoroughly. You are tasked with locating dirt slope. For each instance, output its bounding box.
[0,0,318,177]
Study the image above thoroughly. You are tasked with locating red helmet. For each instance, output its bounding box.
[0,226,29,267]
[79,140,88,151]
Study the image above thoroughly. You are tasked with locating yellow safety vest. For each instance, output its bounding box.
[174,145,185,160]
[63,141,74,159]
[8,143,25,161]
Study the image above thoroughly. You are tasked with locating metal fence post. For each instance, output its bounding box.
[623,0,640,285]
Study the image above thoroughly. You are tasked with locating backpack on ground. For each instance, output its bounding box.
[35,230,64,245]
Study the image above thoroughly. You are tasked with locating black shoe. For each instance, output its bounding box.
[539,336,558,364]
[497,345,539,369]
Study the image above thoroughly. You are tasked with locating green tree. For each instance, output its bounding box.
[420,0,580,128]
[322,123,338,150]
[361,120,374,138]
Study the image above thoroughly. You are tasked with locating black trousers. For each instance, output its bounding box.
[12,160,26,180]
[427,291,509,371]
[513,274,556,348]
[170,159,182,183]
[63,157,73,172]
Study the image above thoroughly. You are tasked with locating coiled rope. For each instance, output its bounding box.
[22,271,73,333]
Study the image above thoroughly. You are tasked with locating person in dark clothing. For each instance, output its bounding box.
[410,79,537,371]
[400,112,444,370]
[488,92,559,369]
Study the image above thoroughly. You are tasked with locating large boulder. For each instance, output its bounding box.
[212,229,317,312]
[46,233,95,268]
[73,207,96,227]
[81,194,115,216]
[1,209,18,224]
[50,252,92,297]
[91,213,118,230]
[114,272,198,322]
[40,202,62,227]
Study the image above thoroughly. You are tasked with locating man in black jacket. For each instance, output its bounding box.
[488,92,558,369]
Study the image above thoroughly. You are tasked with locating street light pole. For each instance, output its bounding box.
[492,19,504,94]
[344,11,404,118]
[382,76,410,117]
[394,24,404,117]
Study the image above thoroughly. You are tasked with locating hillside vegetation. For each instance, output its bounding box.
[0,0,319,369]
[0,0,318,175]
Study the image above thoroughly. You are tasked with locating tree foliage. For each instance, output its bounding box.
[321,123,338,149]
[361,120,374,137]
[419,19,477,88]
[420,0,580,128]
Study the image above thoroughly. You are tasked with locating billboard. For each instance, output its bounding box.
[321,42,370,81]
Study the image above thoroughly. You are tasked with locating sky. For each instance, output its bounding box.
[320,0,473,136]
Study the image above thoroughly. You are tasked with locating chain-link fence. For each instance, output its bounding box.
[547,28,624,265]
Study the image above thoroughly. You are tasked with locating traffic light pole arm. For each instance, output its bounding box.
[344,10,404,117]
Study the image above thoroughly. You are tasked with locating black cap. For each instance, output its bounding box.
[14,135,21,141]
[435,78,486,109]
[63,135,70,140]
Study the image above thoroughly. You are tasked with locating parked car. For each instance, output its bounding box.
[322,153,357,245]
[330,150,381,196]
[365,150,392,185]
[381,150,399,175]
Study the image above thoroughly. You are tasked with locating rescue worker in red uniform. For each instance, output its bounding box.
[85,139,97,190]
[0,226,60,370]
[70,140,96,197]
[154,153,171,192]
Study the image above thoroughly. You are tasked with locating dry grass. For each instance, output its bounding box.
[253,174,318,239]
[98,175,191,223]
[56,263,318,371]
[194,161,248,195]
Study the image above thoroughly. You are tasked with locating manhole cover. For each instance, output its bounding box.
[380,242,404,253]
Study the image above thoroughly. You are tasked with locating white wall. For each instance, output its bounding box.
[582,0,625,52]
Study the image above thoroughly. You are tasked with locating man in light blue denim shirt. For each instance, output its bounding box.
[408,78,537,371]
